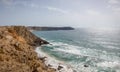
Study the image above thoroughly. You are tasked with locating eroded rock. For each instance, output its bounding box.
[0,26,55,72]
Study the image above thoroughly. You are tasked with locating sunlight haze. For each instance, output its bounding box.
[0,0,120,28]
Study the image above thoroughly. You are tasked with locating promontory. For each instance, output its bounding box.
[0,26,56,72]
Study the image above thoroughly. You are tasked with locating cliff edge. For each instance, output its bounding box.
[0,26,55,72]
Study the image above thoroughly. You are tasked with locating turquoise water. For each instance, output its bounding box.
[33,28,120,72]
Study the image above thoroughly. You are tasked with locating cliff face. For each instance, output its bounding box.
[7,26,49,46]
[0,26,55,72]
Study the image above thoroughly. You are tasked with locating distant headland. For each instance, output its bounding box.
[27,26,74,31]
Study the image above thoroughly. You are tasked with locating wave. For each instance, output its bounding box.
[97,61,120,68]
[33,29,120,72]
[35,47,76,72]
[48,41,120,61]
[40,41,120,72]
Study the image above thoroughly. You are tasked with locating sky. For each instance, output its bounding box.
[0,0,120,28]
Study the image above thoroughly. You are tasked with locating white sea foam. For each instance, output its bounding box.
[97,61,120,72]
[33,29,120,72]
[93,41,120,46]
[35,47,75,72]
[74,65,97,72]
[102,45,120,49]
[50,42,120,61]
[97,61,120,68]
[35,41,120,72]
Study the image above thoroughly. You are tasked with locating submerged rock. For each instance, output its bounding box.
[0,26,55,72]
[84,64,89,67]
[57,65,63,70]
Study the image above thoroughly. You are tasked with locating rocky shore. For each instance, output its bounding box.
[0,26,56,72]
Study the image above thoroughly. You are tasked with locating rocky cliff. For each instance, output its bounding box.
[0,26,55,72]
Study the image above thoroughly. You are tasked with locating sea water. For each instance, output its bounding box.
[33,28,120,72]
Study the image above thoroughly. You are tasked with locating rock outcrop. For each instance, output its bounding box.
[0,26,55,72]
[7,26,49,46]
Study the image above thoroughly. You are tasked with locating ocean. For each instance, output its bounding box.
[33,28,120,72]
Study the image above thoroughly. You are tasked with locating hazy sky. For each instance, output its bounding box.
[0,0,120,28]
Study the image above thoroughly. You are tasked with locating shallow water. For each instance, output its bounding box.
[33,28,120,72]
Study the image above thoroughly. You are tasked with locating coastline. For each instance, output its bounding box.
[35,47,75,72]
[0,26,55,72]
[27,26,74,31]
